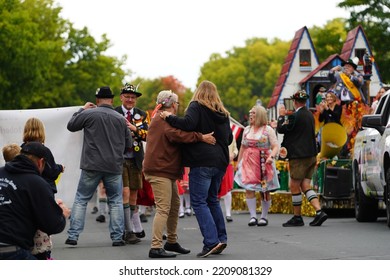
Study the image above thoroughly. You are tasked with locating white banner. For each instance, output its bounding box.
[0,107,83,206]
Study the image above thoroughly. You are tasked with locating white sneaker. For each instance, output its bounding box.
[185,208,192,216]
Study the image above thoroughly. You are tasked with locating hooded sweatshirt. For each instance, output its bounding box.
[165,101,233,169]
[0,155,66,249]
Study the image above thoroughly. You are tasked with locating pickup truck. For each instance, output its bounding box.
[352,90,390,226]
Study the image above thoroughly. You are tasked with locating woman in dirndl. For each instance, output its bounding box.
[234,105,279,226]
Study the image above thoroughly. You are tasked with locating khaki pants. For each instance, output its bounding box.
[144,174,180,249]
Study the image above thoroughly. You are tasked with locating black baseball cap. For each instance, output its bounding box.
[21,142,50,160]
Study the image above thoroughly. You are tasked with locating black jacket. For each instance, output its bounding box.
[277,106,317,159]
[21,142,62,195]
[166,101,233,170]
[0,155,66,249]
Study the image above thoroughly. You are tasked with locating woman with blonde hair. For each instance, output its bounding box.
[318,91,342,124]
[23,117,64,194]
[22,117,64,260]
[161,80,232,257]
[234,105,280,226]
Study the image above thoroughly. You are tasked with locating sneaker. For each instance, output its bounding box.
[65,238,77,246]
[282,216,304,227]
[309,211,328,226]
[179,212,185,218]
[212,243,227,255]
[140,213,148,223]
[185,208,192,216]
[196,242,223,258]
[164,242,191,254]
[91,206,98,214]
[135,230,146,238]
[124,232,141,244]
[112,240,126,246]
[248,217,258,226]
[96,214,105,223]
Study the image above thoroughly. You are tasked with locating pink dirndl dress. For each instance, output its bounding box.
[234,125,280,192]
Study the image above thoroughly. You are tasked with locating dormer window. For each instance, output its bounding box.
[299,49,312,71]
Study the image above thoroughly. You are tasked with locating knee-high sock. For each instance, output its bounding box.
[132,211,143,233]
[99,198,107,215]
[246,197,257,218]
[223,191,232,217]
[124,204,133,232]
[183,193,191,209]
[179,195,185,214]
[260,199,271,220]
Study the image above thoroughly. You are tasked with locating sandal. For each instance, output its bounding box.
[248,217,258,226]
[257,218,268,226]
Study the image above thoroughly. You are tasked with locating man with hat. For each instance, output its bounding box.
[66,86,132,247]
[115,83,149,244]
[328,57,366,105]
[277,90,328,227]
[0,142,70,259]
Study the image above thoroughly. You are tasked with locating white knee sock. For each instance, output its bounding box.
[179,195,184,214]
[246,197,257,218]
[223,192,232,217]
[131,211,143,233]
[184,193,191,209]
[260,199,271,220]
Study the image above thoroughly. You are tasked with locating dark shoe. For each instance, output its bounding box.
[309,211,328,226]
[196,242,223,258]
[226,216,233,223]
[164,242,191,254]
[212,243,227,255]
[162,234,167,240]
[112,240,125,246]
[248,217,258,226]
[135,230,146,238]
[257,218,268,226]
[282,216,304,227]
[96,214,105,223]
[149,248,176,258]
[140,213,148,223]
[65,239,77,246]
[91,206,98,214]
[124,232,141,244]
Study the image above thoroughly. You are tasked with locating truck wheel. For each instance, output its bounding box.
[385,169,390,227]
[354,165,378,222]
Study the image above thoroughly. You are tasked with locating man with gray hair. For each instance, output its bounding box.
[143,90,216,258]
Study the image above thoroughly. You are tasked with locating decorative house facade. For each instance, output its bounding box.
[267,25,383,119]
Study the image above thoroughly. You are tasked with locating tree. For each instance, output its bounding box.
[338,0,390,82]
[0,0,128,109]
[198,38,290,120]
[309,18,347,61]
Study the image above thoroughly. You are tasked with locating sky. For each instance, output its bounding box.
[56,0,349,90]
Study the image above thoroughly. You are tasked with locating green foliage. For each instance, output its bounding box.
[309,18,347,61]
[338,0,390,82]
[198,38,290,120]
[0,0,127,109]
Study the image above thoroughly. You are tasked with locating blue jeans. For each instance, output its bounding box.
[189,167,227,249]
[0,247,37,260]
[67,170,124,242]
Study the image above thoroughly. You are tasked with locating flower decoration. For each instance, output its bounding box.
[290,90,308,100]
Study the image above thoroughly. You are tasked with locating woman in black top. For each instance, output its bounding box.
[319,91,342,124]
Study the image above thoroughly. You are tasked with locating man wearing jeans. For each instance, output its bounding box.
[66,86,132,246]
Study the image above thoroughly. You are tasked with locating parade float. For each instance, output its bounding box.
[231,25,381,216]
